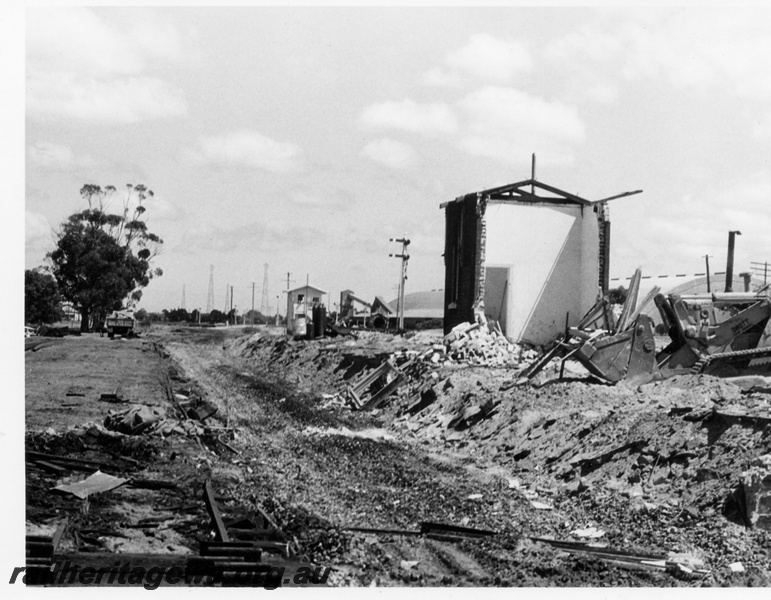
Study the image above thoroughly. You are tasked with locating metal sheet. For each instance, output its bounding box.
[54,471,127,499]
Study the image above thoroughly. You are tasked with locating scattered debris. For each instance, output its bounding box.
[347,359,412,410]
[531,537,709,578]
[741,454,771,530]
[442,320,532,367]
[569,526,605,539]
[519,268,771,386]
[302,426,395,442]
[104,404,167,435]
[53,470,127,499]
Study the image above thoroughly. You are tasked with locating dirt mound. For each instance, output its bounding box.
[227,330,771,583]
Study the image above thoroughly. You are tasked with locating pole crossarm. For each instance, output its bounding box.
[390,235,410,331]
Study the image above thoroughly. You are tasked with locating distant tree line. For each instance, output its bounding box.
[25,268,63,326]
[25,184,165,330]
[133,308,278,324]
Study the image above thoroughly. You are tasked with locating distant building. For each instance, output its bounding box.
[339,290,372,327]
[60,302,81,324]
[286,284,327,334]
[441,177,640,345]
[370,296,395,329]
[392,289,444,329]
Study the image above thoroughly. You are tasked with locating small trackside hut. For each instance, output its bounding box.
[286,284,327,336]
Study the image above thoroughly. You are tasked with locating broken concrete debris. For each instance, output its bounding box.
[741,454,771,530]
[443,320,536,366]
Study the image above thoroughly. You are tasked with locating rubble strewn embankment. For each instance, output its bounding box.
[228,327,771,583]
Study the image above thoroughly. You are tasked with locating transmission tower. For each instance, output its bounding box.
[260,263,270,316]
[205,265,214,313]
[181,284,186,310]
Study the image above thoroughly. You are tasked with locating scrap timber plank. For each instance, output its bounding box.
[202,479,230,542]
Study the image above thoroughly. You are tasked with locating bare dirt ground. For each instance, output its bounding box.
[24,325,771,587]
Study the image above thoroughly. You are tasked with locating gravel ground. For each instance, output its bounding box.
[25,326,771,587]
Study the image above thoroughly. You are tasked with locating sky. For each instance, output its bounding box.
[20,3,771,314]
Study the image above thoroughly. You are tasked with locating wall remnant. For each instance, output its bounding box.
[441,177,641,345]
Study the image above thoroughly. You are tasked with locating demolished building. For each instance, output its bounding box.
[441,178,641,345]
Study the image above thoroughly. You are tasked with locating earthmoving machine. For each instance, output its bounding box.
[104,310,136,339]
[519,268,771,386]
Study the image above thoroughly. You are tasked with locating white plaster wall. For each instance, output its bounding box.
[485,202,599,344]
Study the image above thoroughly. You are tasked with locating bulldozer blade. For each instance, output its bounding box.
[575,330,635,383]
[573,315,658,385]
[623,315,659,387]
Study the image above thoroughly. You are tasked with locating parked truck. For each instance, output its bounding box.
[104,310,136,339]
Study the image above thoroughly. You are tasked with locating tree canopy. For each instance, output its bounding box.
[607,286,628,305]
[25,268,63,325]
[49,184,163,331]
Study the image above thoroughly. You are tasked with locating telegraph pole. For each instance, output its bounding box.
[282,272,295,320]
[251,282,256,324]
[725,231,742,292]
[389,235,410,331]
[206,265,214,314]
[703,255,712,293]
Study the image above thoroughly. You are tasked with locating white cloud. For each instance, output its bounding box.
[545,9,771,100]
[143,192,178,221]
[444,33,532,84]
[188,131,302,173]
[360,99,458,137]
[27,141,97,169]
[544,26,624,66]
[752,113,771,139]
[26,211,52,245]
[26,7,188,122]
[28,73,187,123]
[421,67,462,88]
[616,173,771,276]
[27,7,183,77]
[285,189,350,213]
[288,191,325,207]
[584,83,619,104]
[362,138,418,170]
[456,87,585,165]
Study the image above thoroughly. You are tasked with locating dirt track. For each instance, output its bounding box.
[24,326,771,587]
